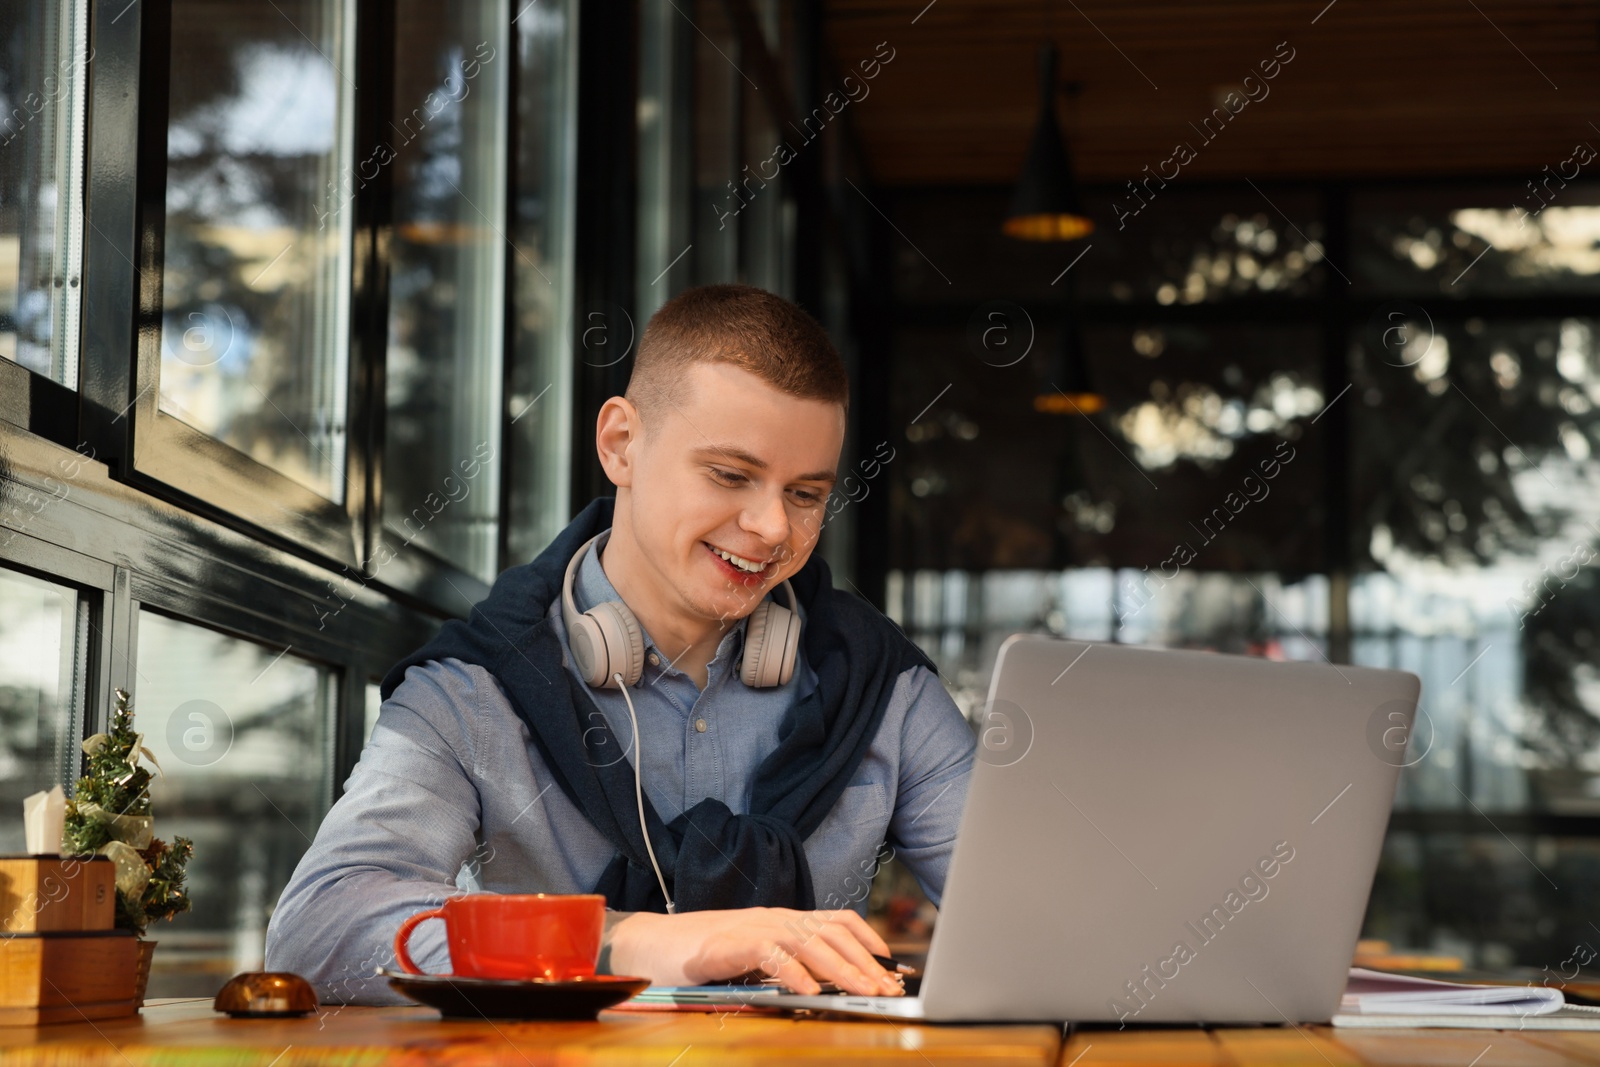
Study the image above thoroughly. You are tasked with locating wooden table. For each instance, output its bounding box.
[6,999,1600,1066]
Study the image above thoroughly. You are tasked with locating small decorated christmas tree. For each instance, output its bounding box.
[62,688,193,937]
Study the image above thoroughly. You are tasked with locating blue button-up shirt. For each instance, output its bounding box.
[265,531,975,1003]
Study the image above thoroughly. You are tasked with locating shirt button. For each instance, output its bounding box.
[647,652,660,667]
[695,718,707,733]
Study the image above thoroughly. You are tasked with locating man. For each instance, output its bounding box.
[265,285,975,1002]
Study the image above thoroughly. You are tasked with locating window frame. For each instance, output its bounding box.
[0,0,91,440]
[1,529,115,764]
[123,0,369,569]
[128,600,343,818]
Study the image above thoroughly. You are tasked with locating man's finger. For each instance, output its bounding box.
[759,940,821,995]
[827,908,892,957]
[751,936,794,976]
[815,921,897,990]
[790,931,882,996]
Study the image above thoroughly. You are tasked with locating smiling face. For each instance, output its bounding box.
[597,362,846,633]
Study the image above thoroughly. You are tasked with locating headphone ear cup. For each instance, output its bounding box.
[567,614,611,689]
[741,601,800,688]
[740,604,771,688]
[588,601,645,687]
[773,604,800,686]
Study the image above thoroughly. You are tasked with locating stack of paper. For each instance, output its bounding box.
[1334,967,1600,1030]
[1342,968,1564,1015]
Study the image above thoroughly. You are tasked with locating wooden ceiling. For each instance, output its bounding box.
[823,0,1600,185]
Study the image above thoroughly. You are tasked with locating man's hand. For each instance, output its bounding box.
[608,907,904,996]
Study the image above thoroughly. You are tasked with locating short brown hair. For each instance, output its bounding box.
[626,285,849,420]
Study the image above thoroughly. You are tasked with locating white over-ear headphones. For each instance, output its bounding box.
[560,531,802,690]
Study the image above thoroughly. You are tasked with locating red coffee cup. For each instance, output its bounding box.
[393,893,605,981]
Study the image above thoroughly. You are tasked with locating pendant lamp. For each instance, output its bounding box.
[1033,318,1105,415]
[1004,43,1093,241]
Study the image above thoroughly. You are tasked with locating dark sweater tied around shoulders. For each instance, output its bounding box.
[380,496,935,912]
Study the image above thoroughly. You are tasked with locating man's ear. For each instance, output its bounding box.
[595,396,642,488]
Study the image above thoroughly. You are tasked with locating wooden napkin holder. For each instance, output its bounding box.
[0,930,140,1025]
[0,856,135,1026]
[0,855,116,934]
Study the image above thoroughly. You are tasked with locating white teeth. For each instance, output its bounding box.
[713,546,765,573]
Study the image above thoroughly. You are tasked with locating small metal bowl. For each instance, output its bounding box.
[214,972,319,1017]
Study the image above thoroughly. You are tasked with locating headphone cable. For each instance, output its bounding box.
[615,672,677,915]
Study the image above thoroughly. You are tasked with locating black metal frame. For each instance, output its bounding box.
[349,0,396,596]
[495,1,522,574]
[0,361,77,447]
[569,0,638,508]
[77,0,144,468]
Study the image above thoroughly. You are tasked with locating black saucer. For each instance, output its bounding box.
[383,970,650,1020]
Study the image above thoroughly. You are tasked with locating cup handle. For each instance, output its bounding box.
[394,907,447,975]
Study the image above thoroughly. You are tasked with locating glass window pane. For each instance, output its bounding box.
[1082,190,1328,305]
[158,0,354,502]
[738,0,788,296]
[1352,315,1600,817]
[135,611,334,997]
[636,0,692,314]
[691,0,739,284]
[888,189,1328,307]
[382,0,509,580]
[506,0,577,563]
[1369,830,1590,972]
[889,321,1322,572]
[0,567,84,853]
[1352,311,1600,965]
[0,0,87,387]
[362,680,380,746]
[1352,183,1600,297]
[889,567,1327,717]
[1351,572,1527,813]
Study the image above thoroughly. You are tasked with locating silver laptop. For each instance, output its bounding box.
[767,634,1420,1023]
